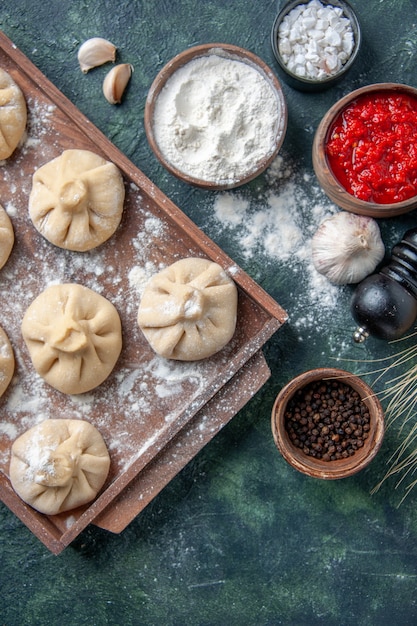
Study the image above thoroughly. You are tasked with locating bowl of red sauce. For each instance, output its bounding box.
[312,83,417,217]
[271,368,385,479]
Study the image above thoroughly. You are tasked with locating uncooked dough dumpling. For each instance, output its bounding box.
[0,204,14,270]
[0,324,14,397]
[0,68,27,159]
[9,419,111,515]
[138,257,238,360]
[28,149,125,252]
[21,283,122,394]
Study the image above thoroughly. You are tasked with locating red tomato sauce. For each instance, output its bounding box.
[325,91,417,204]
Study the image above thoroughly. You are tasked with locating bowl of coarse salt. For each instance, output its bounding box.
[144,44,288,190]
[271,0,361,92]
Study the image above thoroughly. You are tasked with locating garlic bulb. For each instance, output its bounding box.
[311,212,385,285]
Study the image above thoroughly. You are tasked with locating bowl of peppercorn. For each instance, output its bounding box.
[312,83,417,217]
[271,368,385,479]
[270,0,361,92]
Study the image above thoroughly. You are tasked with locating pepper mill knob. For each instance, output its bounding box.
[351,228,417,341]
[353,326,369,344]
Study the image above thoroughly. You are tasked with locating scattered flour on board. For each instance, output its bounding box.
[209,153,344,335]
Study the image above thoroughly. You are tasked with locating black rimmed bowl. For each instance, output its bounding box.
[271,0,361,92]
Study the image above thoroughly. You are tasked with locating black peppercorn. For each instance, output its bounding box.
[284,380,370,461]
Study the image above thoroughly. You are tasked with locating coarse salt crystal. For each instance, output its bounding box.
[303,16,317,29]
[325,53,339,71]
[324,29,342,47]
[277,0,355,80]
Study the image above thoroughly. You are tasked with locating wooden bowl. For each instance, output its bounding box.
[271,368,385,479]
[312,83,417,217]
[270,0,361,92]
[144,44,287,190]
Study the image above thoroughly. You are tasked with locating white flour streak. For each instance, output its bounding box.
[210,153,342,333]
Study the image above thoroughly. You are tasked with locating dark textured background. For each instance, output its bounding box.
[2,1,417,624]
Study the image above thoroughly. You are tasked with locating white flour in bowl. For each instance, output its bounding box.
[152,53,282,184]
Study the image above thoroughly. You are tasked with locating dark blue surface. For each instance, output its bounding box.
[2,1,417,624]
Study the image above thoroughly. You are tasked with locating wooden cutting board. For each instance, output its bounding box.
[0,32,287,553]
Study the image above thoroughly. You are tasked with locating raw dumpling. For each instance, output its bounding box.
[28,149,125,251]
[9,419,110,515]
[137,257,238,360]
[0,68,27,160]
[0,204,14,270]
[21,283,122,394]
[0,324,14,397]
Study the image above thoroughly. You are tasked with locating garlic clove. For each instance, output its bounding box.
[78,37,117,73]
[102,63,133,104]
[311,211,385,285]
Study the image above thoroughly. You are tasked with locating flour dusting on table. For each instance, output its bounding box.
[207,153,343,335]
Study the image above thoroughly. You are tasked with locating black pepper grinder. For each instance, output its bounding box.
[351,227,417,342]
